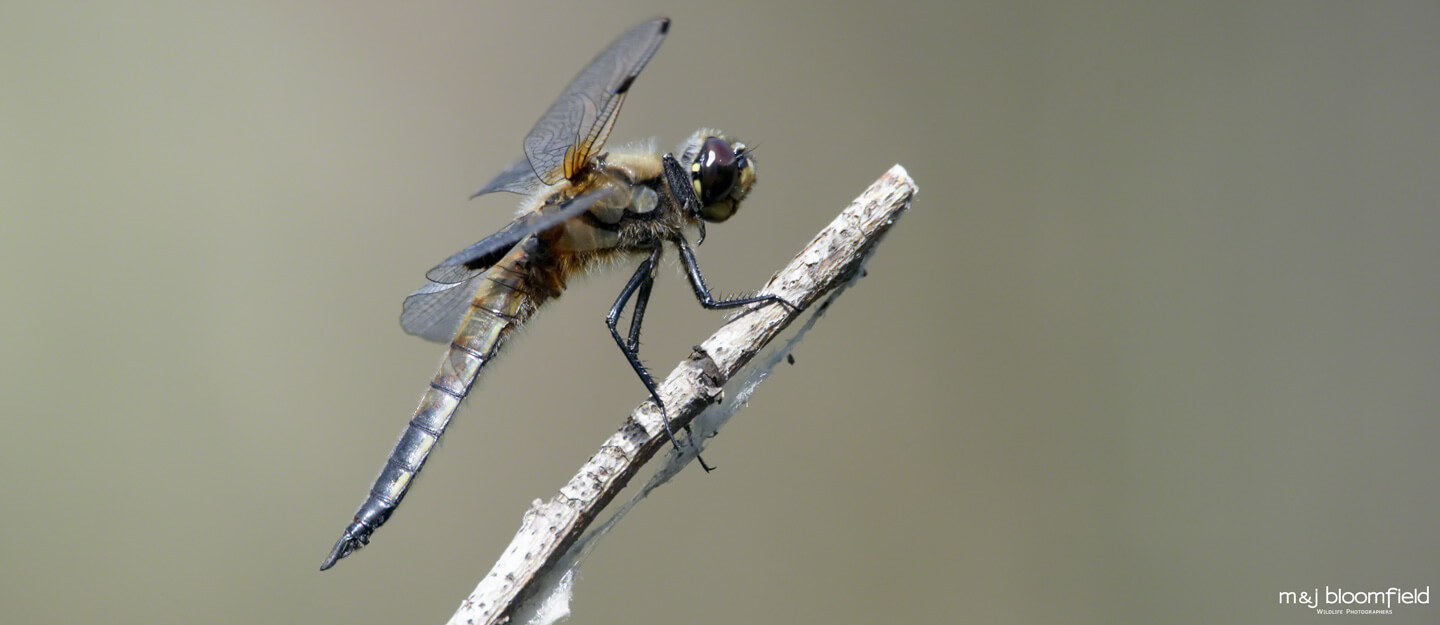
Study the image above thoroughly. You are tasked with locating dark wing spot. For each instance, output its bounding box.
[615,74,636,94]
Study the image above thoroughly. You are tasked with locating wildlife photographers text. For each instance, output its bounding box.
[1277,586,1430,615]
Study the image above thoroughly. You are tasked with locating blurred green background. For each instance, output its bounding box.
[3,2,1436,624]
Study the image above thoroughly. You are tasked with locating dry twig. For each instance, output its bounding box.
[446,165,917,625]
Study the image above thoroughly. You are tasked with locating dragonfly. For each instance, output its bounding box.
[321,17,789,571]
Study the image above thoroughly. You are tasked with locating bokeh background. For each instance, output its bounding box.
[3,2,1436,624]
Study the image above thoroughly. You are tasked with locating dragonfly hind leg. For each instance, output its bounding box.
[606,247,714,471]
[625,262,653,354]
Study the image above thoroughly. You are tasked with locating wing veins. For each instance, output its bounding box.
[400,188,626,340]
[522,18,668,185]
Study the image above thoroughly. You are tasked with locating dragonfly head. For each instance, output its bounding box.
[682,130,755,223]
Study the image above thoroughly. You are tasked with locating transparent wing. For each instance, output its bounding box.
[522,17,668,185]
[421,212,544,286]
[400,188,624,341]
[422,188,622,285]
[472,157,543,198]
[400,277,487,343]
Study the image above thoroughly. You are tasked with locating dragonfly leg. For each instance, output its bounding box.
[674,236,796,312]
[605,248,661,404]
[607,248,711,470]
[626,268,653,354]
[663,153,718,247]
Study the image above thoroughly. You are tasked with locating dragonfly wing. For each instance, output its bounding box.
[472,157,543,198]
[401,187,625,341]
[423,188,622,284]
[523,17,668,184]
[423,213,543,285]
[401,277,486,343]
[402,216,543,342]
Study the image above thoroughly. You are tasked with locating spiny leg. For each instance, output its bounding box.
[662,154,705,244]
[606,247,713,470]
[674,236,796,311]
[626,269,652,354]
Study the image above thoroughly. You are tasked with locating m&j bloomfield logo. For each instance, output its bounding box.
[1278,586,1430,615]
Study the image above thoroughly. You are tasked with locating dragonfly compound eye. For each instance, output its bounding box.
[694,136,738,207]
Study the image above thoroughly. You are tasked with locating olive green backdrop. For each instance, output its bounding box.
[3,2,1436,624]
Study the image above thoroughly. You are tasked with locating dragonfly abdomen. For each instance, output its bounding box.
[321,250,549,570]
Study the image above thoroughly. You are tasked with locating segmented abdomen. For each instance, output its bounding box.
[322,247,550,569]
